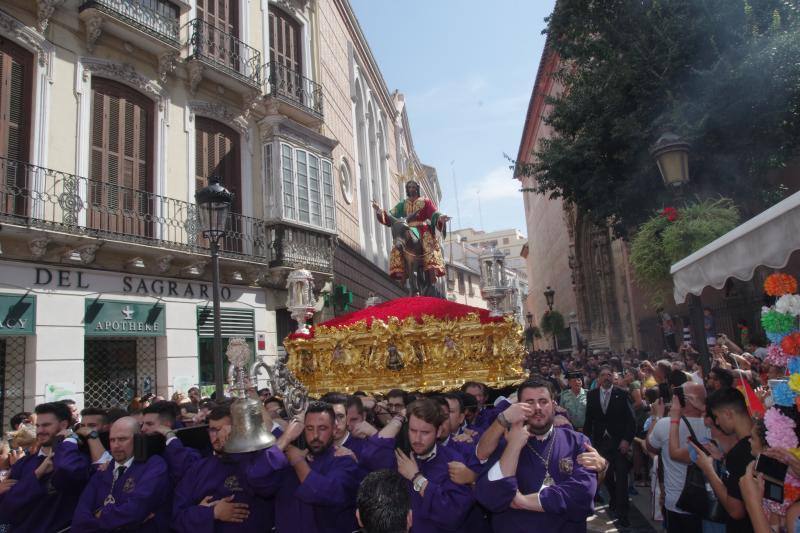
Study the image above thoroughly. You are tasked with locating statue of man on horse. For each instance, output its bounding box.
[371,180,450,297]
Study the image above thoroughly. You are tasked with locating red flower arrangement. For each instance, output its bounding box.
[661,206,679,222]
[765,273,799,297]
[782,332,800,355]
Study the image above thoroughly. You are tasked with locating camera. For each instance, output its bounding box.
[756,454,789,503]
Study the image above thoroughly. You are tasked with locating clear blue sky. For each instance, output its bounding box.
[349,0,556,236]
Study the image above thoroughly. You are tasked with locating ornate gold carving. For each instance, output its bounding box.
[284,313,525,395]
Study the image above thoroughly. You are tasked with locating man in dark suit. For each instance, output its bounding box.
[583,365,636,527]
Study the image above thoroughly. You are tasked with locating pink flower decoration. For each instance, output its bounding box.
[767,343,790,366]
[764,407,799,449]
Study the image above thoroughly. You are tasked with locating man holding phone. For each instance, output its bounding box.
[689,387,754,533]
[647,382,711,532]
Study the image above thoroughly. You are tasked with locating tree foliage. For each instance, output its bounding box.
[540,310,566,336]
[516,0,800,236]
[629,198,740,292]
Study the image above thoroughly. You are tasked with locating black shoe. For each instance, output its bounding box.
[594,494,605,504]
[616,516,630,528]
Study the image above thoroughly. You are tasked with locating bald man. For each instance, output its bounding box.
[72,417,171,532]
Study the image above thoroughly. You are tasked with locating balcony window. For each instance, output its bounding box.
[79,0,181,44]
[279,142,335,231]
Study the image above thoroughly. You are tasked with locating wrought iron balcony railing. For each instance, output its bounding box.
[184,18,261,87]
[79,0,180,46]
[0,157,334,273]
[264,62,324,119]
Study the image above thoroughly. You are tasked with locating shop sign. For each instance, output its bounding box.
[85,299,165,337]
[0,294,35,336]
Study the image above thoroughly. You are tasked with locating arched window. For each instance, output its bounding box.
[89,78,154,237]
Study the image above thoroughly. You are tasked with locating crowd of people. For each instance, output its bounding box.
[0,328,795,532]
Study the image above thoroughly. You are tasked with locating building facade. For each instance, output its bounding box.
[516,40,654,353]
[0,0,434,424]
[449,227,527,273]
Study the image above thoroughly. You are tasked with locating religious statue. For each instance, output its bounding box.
[371,179,449,297]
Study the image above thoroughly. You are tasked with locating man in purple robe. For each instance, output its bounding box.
[72,416,171,531]
[360,398,476,532]
[172,404,291,532]
[274,401,361,533]
[475,379,598,532]
[461,382,511,436]
[0,401,91,532]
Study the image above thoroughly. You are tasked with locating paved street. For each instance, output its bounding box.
[588,486,659,533]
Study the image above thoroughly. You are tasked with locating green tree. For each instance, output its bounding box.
[516,0,800,237]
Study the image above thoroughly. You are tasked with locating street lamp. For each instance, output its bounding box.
[650,132,690,188]
[543,286,555,311]
[524,312,535,352]
[195,177,234,399]
[543,286,557,351]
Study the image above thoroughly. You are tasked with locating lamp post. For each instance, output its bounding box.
[524,311,535,352]
[195,177,234,399]
[543,286,557,351]
[650,133,709,371]
[650,132,690,189]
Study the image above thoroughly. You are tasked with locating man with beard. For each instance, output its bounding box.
[172,404,293,532]
[475,379,598,532]
[583,365,636,527]
[0,401,91,532]
[360,398,475,532]
[274,401,360,533]
[72,416,171,531]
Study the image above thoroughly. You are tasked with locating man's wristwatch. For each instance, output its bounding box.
[413,474,427,493]
[496,412,511,430]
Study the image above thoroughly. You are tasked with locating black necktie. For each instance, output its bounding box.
[116,465,126,480]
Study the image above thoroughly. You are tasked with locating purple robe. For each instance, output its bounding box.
[362,436,475,533]
[0,439,90,532]
[274,444,360,533]
[163,437,202,484]
[172,446,287,533]
[72,454,171,532]
[469,399,511,436]
[475,427,597,533]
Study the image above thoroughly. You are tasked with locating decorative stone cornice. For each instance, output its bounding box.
[273,0,311,15]
[158,51,180,83]
[37,0,67,32]
[84,13,103,53]
[82,58,167,110]
[66,243,103,265]
[28,237,50,259]
[187,61,203,96]
[189,100,249,135]
[156,254,174,274]
[0,8,54,70]
[182,260,208,277]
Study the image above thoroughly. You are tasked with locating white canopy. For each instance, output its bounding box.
[670,190,800,303]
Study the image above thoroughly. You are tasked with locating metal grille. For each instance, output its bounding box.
[85,338,157,408]
[1,337,26,432]
[197,307,254,338]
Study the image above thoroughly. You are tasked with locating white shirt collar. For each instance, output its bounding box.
[114,456,135,472]
[441,435,451,447]
[37,448,50,457]
[413,443,437,461]
[271,421,281,432]
[340,432,351,447]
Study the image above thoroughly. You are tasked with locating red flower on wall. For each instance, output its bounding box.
[661,206,679,222]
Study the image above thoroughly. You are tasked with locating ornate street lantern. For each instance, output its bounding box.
[650,132,690,188]
[543,286,555,311]
[287,269,317,335]
[479,247,511,317]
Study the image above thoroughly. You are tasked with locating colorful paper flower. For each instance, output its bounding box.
[767,343,790,366]
[790,374,800,393]
[783,333,800,355]
[791,448,800,461]
[764,407,799,449]
[768,332,788,345]
[789,356,800,375]
[772,381,797,406]
[765,273,799,297]
[762,310,797,334]
[776,294,800,317]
